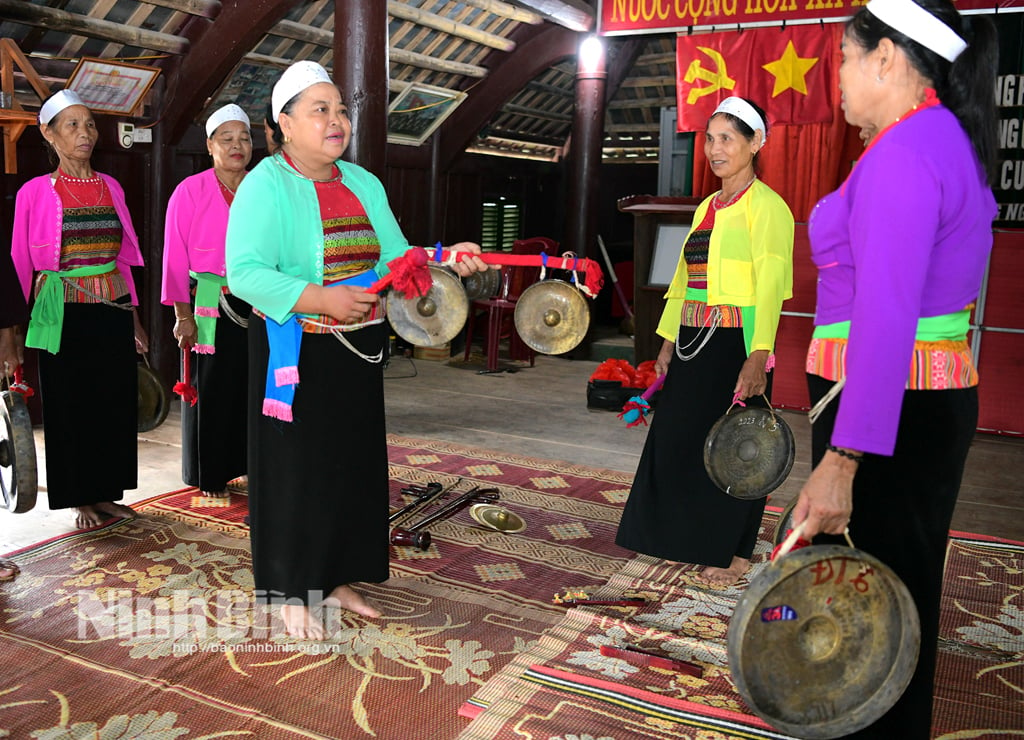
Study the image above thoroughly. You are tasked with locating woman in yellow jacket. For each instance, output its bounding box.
[616,97,794,588]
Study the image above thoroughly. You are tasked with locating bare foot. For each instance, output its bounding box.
[201,490,229,498]
[0,558,19,583]
[94,501,137,520]
[697,556,750,588]
[74,505,109,529]
[324,585,382,619]
[279,604,325,640]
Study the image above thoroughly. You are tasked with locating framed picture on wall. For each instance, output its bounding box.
[65,58,160,116]
[387,83,466,146]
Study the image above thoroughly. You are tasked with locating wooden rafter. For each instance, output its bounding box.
[0,38,52,174]
[0,0,190,56]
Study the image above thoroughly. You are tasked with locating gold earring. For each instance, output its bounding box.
[283,136,291,144]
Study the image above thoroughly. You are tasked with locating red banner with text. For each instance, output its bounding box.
[600,0,1024,34]
[676,26,834,130]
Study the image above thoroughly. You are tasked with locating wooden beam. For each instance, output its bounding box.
[0,39,52,174]
[387,2,515,52]
[390,47,488,78]
[162,0,295,144]
[0,0,190,56]
[502,102,571,123]
[139,0,222,19]
[438,22,577,169]
[459,0,543,24]
[510,0,594,32]
[271,18,332,47]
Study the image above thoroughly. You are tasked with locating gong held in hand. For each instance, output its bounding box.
[727,526,920,738]
[388,266,469,348]
[704,397,795,500]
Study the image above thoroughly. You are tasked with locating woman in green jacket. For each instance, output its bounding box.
[226,61,486,638]
[616,97,794,588]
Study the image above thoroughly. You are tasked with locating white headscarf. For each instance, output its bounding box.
[271,61,333,120]
[713,97,767,142]
[205,103,250,138]
[865,0,967,62]
[39,89,86,126]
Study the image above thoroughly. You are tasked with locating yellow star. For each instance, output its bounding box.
[762,41,819,97]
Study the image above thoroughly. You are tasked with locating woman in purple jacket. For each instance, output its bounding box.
[161,104,253,499]
[11,90,147,529]
[790,0,998,735]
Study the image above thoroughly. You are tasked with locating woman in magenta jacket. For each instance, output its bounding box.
[161,104,252,499]
[10,90,147,529]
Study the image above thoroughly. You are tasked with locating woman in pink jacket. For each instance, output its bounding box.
[161,104,252,499]
[11,90,147,529]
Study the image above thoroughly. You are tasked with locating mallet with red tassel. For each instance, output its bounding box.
[618,374,665,428]
[173,349,198,406]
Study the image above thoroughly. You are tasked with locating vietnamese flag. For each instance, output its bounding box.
[676,26,834,132]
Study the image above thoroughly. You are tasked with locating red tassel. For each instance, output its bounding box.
[386,247,432,298]
[173,350,198,406]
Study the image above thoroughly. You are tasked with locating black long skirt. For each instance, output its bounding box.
[37,301,137,509]
[616,325,770,567]
[181,294,249,492]
[247,315,390,605]
[808,374,977,739]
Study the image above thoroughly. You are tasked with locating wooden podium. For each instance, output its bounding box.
[618,195,702,364]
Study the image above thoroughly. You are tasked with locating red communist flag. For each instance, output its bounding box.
[676,26,834,132]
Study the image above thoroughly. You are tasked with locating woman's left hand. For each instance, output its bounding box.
[133,310,150,354]
[790,454,857,539]
[733,349,769,400]
[446,242,490,277]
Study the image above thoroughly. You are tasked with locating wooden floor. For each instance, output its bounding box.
[3,350,1023,553]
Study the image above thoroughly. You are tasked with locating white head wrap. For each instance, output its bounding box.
[205,103,250,138]
[866,0,967,62]
[39,89,86,126]
[272,61,332,120]
[712,97,767,142]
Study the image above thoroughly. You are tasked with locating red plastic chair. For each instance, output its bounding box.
[464,237,559,372]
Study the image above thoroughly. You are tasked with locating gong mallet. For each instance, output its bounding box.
[389,477,461,525]
[391,487,500,550]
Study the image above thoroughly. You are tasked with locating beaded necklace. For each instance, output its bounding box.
[57,168,106,208]
[712,176,756,211]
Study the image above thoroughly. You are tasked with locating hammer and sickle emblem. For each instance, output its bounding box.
[683,47,736,105]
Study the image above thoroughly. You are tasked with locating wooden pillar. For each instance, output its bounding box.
[334,0,388,178]
[565,37,607,260]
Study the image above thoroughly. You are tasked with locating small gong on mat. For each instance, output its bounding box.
[470,503,526,533]
[704,403,795,499]
[1,387,37,513]
[727,540,920,738]
[513,280,589,355]
[388,265,469,348]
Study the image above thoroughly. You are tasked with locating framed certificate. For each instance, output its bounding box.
[65,58,160,116]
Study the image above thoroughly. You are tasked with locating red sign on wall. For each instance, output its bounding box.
[599,0,1024,34]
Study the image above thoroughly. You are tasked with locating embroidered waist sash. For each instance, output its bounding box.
[27,261,117,354]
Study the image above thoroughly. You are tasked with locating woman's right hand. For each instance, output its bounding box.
[173,316,197,350]
[321,285,379,324]
[654,339,674,379]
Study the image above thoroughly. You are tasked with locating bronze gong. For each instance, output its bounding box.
[774,497,799,546]
[470,503,527,533]
[137,361,170,433]
[728,544,920,738]
[388,265,469,348]
[0,388,38,513]
[513,280,589,355]
[704,405,795,500]
[462,268,501,301]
